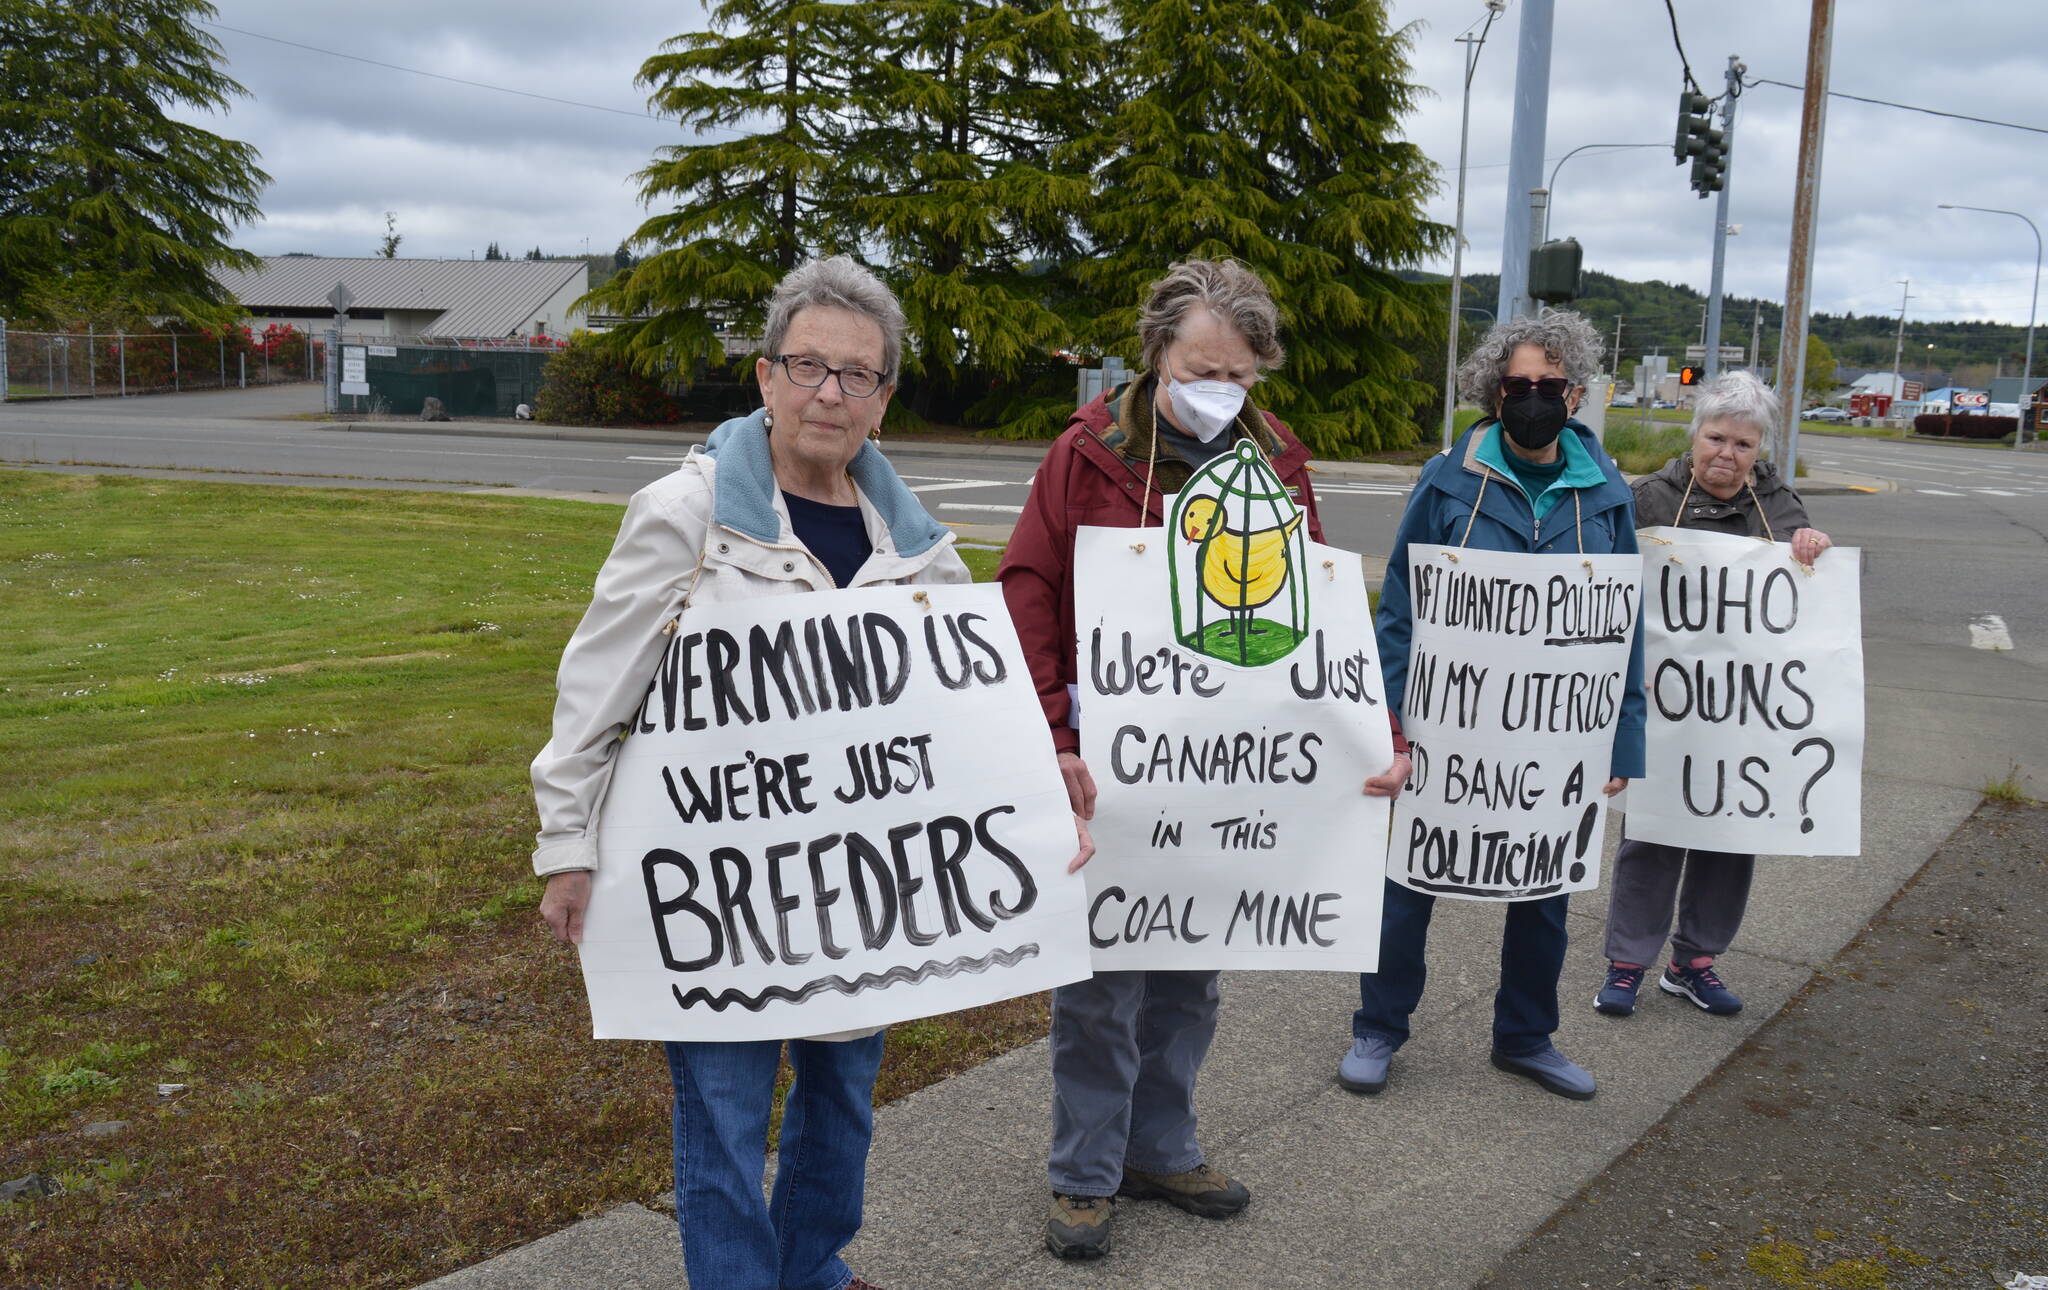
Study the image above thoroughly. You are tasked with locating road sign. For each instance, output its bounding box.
[1683,345,1747,363]
[327,282,355,314]
[340,344,369,396]
[1952,390,1989,409]
[1902,380,1924,401]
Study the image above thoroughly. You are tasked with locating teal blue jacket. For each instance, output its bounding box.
[1377,419,1647,779]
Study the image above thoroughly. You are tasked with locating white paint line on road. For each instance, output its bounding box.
[940,502,1024,514]
[1917,489,1966,496]
[1973,489,2021,496]
[1970,614,2015,651]
[623,454,692,464]
[0,429,638,468]
[910,481,1011,494]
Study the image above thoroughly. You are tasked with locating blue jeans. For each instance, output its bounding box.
[1048,969,1219,1196]
[663,1034,887,1290]
[1353,879,1569,1059]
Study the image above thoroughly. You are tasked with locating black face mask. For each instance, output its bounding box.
[1500,390,1569,450]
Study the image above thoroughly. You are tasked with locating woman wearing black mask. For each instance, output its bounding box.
[1335,310,1646,1103]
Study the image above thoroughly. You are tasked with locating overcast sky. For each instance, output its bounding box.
[186,0,2048,335]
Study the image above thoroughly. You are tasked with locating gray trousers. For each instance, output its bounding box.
[1047,969,1220,1197]
[1602,837,1756,968]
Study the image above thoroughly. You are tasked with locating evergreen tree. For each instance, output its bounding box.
[379,210,402,257]
[585,0,878,374]
[526,246,544,260]
[613,239,637,270]
[1080,0,1449,453]
[0,0,266,325]
[484,241,504,260]
[850,0,1108,415]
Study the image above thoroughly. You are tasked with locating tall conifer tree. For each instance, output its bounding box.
[1082,0,1448,452]
[587,0,876,374]
[0,0,265,325]
[850,1,1107,414]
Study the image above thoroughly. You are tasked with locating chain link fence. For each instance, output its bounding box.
[0,320,318,400]
[333,335,564,418]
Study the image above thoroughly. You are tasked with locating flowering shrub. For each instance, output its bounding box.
[533,334,684,426]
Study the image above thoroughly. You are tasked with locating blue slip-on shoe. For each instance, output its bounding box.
[1594,963,1645,1017]
[1338,1034,1395,1094]
[1490,1045,1597,1100]
[1660,961,1744,1014]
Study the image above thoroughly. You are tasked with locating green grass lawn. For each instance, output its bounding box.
[0,471,1039,1289]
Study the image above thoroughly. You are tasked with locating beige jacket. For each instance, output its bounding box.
[530,437,972,879]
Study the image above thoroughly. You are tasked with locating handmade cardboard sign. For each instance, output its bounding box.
[578,583,1093,1041]
[1623,526,1863,855]
[1073,441,1393,971]
[1388,544,1643,901]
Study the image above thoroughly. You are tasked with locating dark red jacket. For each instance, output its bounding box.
[997,375,1325,755]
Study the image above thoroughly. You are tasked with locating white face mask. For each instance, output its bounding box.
[1163,361,1247,443]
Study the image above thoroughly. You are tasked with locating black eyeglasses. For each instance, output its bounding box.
[771,354,887,398]
[1499,375,1571,399]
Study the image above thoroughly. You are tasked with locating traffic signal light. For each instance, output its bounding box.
[1673,89,1728,197]
[1679,365,1702,386]
[1673,91,1710,163]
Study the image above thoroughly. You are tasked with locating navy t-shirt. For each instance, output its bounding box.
[783,491,873,589]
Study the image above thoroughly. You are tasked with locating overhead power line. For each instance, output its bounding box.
[1662,0,1700,95]
[201,20,743,137]
[1746,77,2048,137]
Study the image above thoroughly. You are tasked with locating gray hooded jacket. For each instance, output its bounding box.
[1632,453,1810,541]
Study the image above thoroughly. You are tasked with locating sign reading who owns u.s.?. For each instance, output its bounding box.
[577,584,1093,1042]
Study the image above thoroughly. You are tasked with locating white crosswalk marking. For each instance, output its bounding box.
[910,481,1010,493]
[1970,614,2014,651]
[941,502,1025,514]
[1917,489,1965,496]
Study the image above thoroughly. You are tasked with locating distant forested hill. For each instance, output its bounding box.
[1403,268,2030,385]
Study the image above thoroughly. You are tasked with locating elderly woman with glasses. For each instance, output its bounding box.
[528,256,997,1290]
[1593,369,1832,1021]
[1338,309,1646,1104]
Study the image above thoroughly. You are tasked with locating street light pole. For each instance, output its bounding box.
[1938,204,2040,451]
[1442,1,1506,451]
[1542,142,1663,244]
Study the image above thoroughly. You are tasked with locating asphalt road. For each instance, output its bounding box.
[3,388,2044,680]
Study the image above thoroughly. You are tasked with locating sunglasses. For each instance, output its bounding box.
[1499,376,1571,399]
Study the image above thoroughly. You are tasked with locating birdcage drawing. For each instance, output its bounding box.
[1169,439,1311,667]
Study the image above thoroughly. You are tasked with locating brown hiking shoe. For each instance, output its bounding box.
[1117,1163,1251,1219]
[1045,1191,1114,1259]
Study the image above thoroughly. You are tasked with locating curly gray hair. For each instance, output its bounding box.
[1457,310,1603,413]
[1689,369,1779,441]
[762,255,906,379]
[1137,259,1285,373]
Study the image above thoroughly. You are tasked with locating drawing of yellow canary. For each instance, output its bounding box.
[1179,495,1304,628]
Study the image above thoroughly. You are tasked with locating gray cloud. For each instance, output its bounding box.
[175,0,2047,331]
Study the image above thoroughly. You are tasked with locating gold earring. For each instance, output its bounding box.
[869,424,882,442]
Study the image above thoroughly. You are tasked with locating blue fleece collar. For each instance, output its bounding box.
[701,409,949,557]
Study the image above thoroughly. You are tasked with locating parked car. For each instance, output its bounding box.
[1610,394,1638,408]
[1802,406,1850,422]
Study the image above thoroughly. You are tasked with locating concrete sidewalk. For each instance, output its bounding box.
[416,625,2033,1289]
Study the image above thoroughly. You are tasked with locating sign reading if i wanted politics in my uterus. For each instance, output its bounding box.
[1623,526,1863,855]
[1071,443,1395,971]
[579,582,1093,1042]
[1388,544,1642,901]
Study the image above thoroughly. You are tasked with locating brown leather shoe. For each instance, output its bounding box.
[846,1279,886,1290]
[1117,1163,1251,1219]
[1045,1191,1114,1259]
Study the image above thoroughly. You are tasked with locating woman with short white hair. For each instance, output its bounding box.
[1593,369,1833,1020]
[531,256,989,1290]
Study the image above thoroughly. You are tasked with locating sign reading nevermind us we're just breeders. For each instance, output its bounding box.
[578,584,1093,1041]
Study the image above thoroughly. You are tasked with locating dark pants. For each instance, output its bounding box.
[1602,837,1756,968]
[1353,878,1570,1059]
[1047,969,1220,1197]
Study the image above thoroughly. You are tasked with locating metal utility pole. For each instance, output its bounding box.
[1496,0,1555,323]
[1442,1,1507,451]
[1890,280,1911,397]
[1771,0,1834,478]
[1613,314,1624,377]
[1750,302,1763,371]
[1703,56,1743,379]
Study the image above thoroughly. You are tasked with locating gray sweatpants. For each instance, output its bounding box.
[1047,969,1219,1197]
[1602,837,1756,968]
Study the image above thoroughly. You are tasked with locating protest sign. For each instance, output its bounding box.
[1623,526,1863,855]
[1072,441,1394,971]
[1388,545,1642,901]
[578,583,1093,1041]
